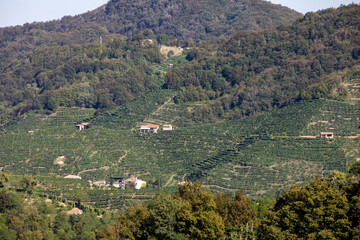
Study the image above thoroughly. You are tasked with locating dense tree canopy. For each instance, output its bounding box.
[258,178,351,239]
[0,174,114,240]
[99,182,257,239]
[165,4,360,125]
[0,35,163,124]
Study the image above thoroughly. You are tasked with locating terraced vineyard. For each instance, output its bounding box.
[1,92,360,207]
[302,100,360,137]
[92,89,176,130]
[3,107,96,134]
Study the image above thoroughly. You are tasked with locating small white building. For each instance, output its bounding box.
[76,122,89,130]
[319,132,334,139]
[140,125,159,133]
[93,180,107,187]
[140,125,151,133]
[135,179,147,189]
[111,177,125,189]
[163,125,173,131]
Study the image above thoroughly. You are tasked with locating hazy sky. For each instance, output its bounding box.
[0,0,359,28]
[0,0,109,27]
[269,0,358,14]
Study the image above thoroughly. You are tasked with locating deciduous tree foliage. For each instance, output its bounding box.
[145,192,185,239]
[18,176,37,194]
[0,35,163,124]
[98,182,259,239]
[258,177,351,239]
[0,172,8,188]
[174,182,225,239]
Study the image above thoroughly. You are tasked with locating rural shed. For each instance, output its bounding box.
[76,122,89,130]
[163,124,173,131]
[319,132,334,139]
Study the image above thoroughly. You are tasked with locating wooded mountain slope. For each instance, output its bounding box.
[91,0,301,40]
[0,36,164,125]
[164,4,360,124]
[0,0,301,71]
[0,0,301,124]
[0,0,301,49]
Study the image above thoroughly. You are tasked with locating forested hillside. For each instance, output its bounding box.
[0,35,164,125]
[0,0,301,73]
[0,0,302,125]
[164,4,360,124]
[91,0,301,40]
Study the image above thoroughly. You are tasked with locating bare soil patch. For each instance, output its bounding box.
[66,208,83,215]
[300,135,317,138]
[160,46,183,57]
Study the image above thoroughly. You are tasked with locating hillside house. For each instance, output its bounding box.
[125,177,146,189]
[149,125,159,133]
[163,125,173,131]
[140,125,159,133]
[93,180,108,187]
[111,177,125,189]
[319,132,334,139]
[140,125,151,133]
[76,122,89,130]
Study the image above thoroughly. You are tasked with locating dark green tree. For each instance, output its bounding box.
[258,178,351,239]
[156,34,169,46]
[99,205,150,240]
[18,176,37,194]
[174,182,225,239]
[0,172,8,188]
[145,192,185,239]
[0,189,21,213]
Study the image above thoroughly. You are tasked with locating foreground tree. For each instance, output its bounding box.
[174,182,225,239]
[99,205,150,240]
[145,192,185,239]
[214,191,257,238]
[0,172,8,188]
[258,177,351,239]
[18,176,37,194]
